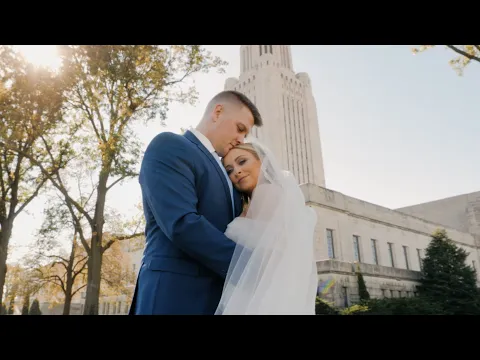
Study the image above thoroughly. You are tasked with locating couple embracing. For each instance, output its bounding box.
[129,90,318,315]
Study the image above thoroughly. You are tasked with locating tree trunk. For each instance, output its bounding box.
[0,220,13,307]
[83,173,108,315]
[22,293,31,315]
[63,244,75,315]
[63,291,72,315]
[83,244,103,315]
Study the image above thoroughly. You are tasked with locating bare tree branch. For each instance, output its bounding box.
[0,142,93,224]
[106,172,138,191]
[102,232,143,253]
[13,176,48,218]
[47,254,69,264]
[71,283,87,297]
[445,45,480,63]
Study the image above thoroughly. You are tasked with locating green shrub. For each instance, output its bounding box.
[315,297,339,315]
[357,297,443,315]
[340,304,369,315]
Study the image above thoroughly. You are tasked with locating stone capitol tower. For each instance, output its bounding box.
[224,45,326,187]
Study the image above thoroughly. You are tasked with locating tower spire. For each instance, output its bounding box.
[240,45,294,76]
[225,45,326,187]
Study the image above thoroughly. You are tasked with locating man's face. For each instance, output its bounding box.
[209,103,254,157]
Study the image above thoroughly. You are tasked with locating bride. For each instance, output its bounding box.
[216,137,318,315]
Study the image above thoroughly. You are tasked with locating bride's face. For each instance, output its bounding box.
[223,148,261,195]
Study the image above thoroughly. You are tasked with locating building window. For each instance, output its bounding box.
[403,245,410,270]
[259,45,262,56]
[417,248,423,271]
[381,289,386,298]
[353,235,361,262]
[371,239,378,265]
[388,242,395,267]
[269,45,273,54]
[326,229,335,259]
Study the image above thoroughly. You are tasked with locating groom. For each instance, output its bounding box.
[129,90,263,315]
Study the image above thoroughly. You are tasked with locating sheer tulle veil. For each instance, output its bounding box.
[215,136,318,315]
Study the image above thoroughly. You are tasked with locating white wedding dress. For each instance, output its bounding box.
[215,138,318,315]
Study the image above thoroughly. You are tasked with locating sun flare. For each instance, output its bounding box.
[15,45,62,71]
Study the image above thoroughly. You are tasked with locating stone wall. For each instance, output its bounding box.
[316,260,421,308]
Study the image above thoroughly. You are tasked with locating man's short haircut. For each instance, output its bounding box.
[207,90,263,127]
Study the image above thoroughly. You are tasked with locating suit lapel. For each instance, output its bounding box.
[185,131,234,217]
[233,189,243,217]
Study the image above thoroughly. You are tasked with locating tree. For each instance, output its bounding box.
[3,262,22,313]
[0,45,68,306]
[29,298,41,315]
[417,229,480,315]
[29,233,88,315]
[21,295,30,315]
[3,45,227,315]
[356,266,370,302]
[2,262,21,305]
[7,299,14,314]
[412,45,480,75]
[26,194,89,315]
[100,236,138,300]
[16,265,42,314]
[0,303,6,315]
[2,262,42,314]
[2,45,227,314]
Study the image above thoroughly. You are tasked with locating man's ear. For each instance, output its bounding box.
[212,104,224,122]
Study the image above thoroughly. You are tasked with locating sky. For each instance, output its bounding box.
[7,45,479,263]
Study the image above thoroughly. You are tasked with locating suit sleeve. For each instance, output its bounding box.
[139,133,236,278]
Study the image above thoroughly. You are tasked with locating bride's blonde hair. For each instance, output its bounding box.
[226,143,260,161]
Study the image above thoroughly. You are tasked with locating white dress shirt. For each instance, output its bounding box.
[190,129,235,216]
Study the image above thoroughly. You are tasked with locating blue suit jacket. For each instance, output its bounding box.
[130,130,243,315]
